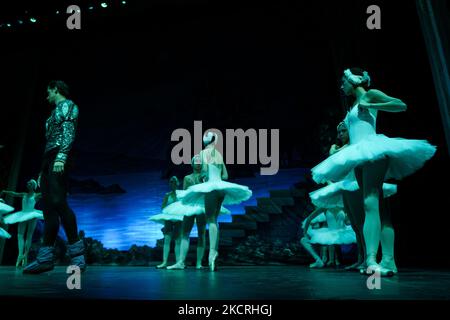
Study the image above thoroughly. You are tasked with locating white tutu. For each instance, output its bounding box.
[301,212,327,237]
[149,212,184,224]
[3,210,44,224]
[312,105,436,184]
[162,200,231,217]
[0,227,11,239]
[308,210,356,245]
[309,225,356,245]
[181,165,252,206]
[0,202,14,215]
[309,180,397,209]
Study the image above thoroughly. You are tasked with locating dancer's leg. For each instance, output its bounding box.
[327,245,335,266]
[16,222,26,267]
[320,246,328,264]
[174,222,182,263]
[196,214,207,268]
[168,216,194,269]
[300,237,324,268]
[355,159,388,267]
[343,190,366,270]
[380,198,397,273]
[23,219,37,266]
[157,222,172,268]
[205,191,224,271]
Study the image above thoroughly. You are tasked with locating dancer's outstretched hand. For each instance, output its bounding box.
[53,161,65,173]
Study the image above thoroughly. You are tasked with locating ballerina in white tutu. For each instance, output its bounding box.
[1,179,44,268]
[0,199,13,239]
[149,176,184,269]
[165,155,232,270]
[306,121,398,271]
[181,132,252,271]
[312,68,436,275]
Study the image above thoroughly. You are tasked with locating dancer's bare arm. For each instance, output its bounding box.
[360,89,407,112]
[0,190,26,198]
[303,207,327,235]
[161,194,169,209]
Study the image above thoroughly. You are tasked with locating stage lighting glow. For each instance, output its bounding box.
[18,20,23,24]
[122,1,127,4]
[30,18,37,23]
[56,10,60,14]
[6,23,11,27]
[89,6,94,10]
[101,3,108,8]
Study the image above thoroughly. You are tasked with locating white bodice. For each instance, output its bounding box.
[206,164,222,182]
[345,104,377,144]
[22,195,36,212]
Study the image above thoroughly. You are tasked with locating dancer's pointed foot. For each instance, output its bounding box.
[156,262,168,269]
[167,262,186,270]
[309,259,324,268]
[209,250,218,272]
[16,255,24,268]
[345,260,364,271]
[22,255,28,268]
[196,265,206,270]
[362,264,394,277]
[380,255,398,274]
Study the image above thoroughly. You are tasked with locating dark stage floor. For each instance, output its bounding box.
[1,265,450,300]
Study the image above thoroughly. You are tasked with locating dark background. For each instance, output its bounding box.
[1,0,449,267]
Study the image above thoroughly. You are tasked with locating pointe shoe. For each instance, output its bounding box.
[362,264,394,277]
[196,265,206,270]
[156,262,168,269]
[167,262,186,270]
[380,255,398,274]
[209,251,218,272]
[22,255,28,268]
[309,259,325,268]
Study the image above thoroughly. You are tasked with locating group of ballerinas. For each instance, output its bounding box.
[301,67,436,276]
[0,179,44,268]
[150,132,252,271]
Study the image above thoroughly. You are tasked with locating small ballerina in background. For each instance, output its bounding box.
[1,179,44,268]
[149,176,183,269]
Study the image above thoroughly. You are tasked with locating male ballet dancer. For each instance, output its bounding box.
[24,80,86,274]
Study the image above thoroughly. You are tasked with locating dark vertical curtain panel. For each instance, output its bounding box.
[416,0,450,155]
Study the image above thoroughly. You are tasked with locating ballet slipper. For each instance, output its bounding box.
[380,255,398,274]
[16,255,24,268]
[167,262,186,270]
[209,250,218,272]
[156,262,168,269]
[309,259,325,268]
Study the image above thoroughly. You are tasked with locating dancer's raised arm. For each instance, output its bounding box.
[360,89,407,112]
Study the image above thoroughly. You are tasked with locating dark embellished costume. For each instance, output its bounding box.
[45,99,78,163]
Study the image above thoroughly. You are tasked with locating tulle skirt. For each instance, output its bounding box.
[0,227,11,239]
[3,210,43,224]
[309,226,356,245]
[312,134,436,184]
[181,180,252,206]
[0,202,14,215]
[162,201,230,217]
[309,180,397,209]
